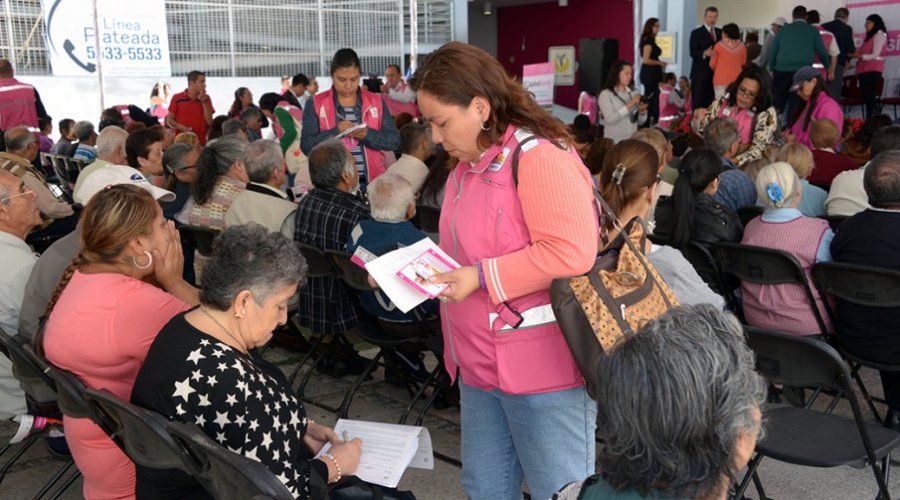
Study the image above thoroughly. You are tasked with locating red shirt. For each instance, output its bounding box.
[168,90,214,144]
[809,148,858,187]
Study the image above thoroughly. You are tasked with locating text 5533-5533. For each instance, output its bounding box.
[85,46,162,61]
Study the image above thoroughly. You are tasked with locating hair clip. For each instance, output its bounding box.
[612,163,627,185]
[766,182,784,206]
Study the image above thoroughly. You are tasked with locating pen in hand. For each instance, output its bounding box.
[342,431,349,442]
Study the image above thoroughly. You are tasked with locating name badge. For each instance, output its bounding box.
[488,148,510,172]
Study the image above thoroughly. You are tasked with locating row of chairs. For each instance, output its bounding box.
[0,327,295,499]
[38,153,88,194]
[677,242,900,498]
[293,242,448,426]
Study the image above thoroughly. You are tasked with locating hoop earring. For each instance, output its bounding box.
[132,250,153,270]
[480,121,490,131]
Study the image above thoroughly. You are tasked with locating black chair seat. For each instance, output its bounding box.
[759,406,900,468]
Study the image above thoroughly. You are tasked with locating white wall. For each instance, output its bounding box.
[696,0,845,28]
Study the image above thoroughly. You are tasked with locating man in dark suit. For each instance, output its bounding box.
[281,73,309,109]
[689,7,721,110]
[822,7,855,99]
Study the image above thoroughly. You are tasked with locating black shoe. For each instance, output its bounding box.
[885,409,900,432]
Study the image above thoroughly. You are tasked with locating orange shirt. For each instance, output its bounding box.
[710,40,747,88]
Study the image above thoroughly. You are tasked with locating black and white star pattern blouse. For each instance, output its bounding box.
[131,311,329,499]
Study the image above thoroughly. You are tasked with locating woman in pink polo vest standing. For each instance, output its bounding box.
[853,14,887,119]
[412,42,599,500]
[300,48,400,185]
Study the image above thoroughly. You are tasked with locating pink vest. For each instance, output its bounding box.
[857,33,885,74]
[0,78,38,130]
[314,88,387,181]
[382,81,419,118]
[717,100,754,145]
[814,27,835,78]
[741,215,833,335]
[658,84,681,129]
[438,126,590,394]
[578,91,598,125]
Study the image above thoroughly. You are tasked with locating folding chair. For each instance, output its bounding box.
[167,421,294,500]
[83,388,196,474]
[0,329,80,498]
[812,262,900,422]
[178,225,220,258]
[681,241,740,312]
[734,327,900,500]
[326,250,447,423]
[715,242,830,336]
[284,243,335,387]
[737,206,764,227]
[44,364,119,445]
[48,155,73,193]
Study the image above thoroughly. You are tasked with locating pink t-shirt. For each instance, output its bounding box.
[44,271,189,499]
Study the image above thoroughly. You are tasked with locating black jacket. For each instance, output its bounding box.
[822,19,855,65]
[689,25,722,78]
[653,193,743,248]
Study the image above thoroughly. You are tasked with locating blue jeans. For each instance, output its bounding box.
[459,380,597,500]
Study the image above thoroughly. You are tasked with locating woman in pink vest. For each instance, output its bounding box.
[300,48,400,185]
[694,65,778,165]
[741,161,834,335]
[658,73,684,130]
[784,66,843,149]
[412,42,599,500]
[853,14,887,119]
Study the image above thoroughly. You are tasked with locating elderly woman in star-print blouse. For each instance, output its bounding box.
[132,224,363,499]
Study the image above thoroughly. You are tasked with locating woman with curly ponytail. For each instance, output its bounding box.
[42,184,199,499]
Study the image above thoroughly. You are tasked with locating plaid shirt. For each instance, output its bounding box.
[294,187,370,334]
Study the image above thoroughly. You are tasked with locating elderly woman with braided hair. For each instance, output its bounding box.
[41,184,199,499]
[740,161,834,336]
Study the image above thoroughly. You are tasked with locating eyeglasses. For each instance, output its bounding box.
[737,86,758,98]
[0,187,35,203]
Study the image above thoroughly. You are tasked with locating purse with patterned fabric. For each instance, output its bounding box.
[550,212,678,400]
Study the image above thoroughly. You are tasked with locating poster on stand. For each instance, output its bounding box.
[523,62,555,108]
[41,0,171,77]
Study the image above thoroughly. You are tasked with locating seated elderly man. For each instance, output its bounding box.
[705,118,758,212]
[827,125,900,217]
[225,139,296,237]
[221,118,251,141]
[386,122,431,192]
[295,139,370,376]
[554,304,765,499]
[0,127,73,220]
[71,120,98,162]
[0,169,42,417]
[72,125,128,203]
[831,150,900,429]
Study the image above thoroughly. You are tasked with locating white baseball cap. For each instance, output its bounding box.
[75,165,176,205]
[772,17,787,26]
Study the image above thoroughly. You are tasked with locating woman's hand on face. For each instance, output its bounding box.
[337,120,354,133]
[151,221,185,290]
[432,265,480,303]
[304,422,340,454]
[328,438,363,476]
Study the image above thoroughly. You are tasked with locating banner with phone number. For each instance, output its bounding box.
[41,0,171,77]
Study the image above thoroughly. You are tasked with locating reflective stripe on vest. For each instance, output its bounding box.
[489,303,556,332]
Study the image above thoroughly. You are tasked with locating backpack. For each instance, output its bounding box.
[512,135,678,400]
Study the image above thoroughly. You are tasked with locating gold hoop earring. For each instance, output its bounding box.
[132,250,153,270]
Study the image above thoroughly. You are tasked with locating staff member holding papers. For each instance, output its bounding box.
[132,224,362,499]
[411,42,599,500]
[300,47,400,186]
